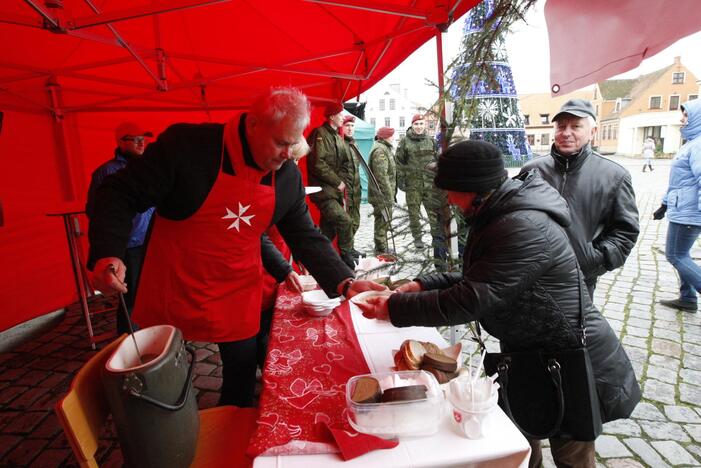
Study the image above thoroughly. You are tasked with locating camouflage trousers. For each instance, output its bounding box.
[371,202,394,254]
[406,183,442,243]
[315,198,354,255]
[347,192,361,243]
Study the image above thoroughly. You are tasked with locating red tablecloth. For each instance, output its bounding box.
[247,286,370,457]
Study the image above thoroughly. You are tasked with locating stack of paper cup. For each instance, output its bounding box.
[301,290,341,317]
[447,375,499,439]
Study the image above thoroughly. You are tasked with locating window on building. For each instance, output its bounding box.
[384,117,391,127]
[669,95,680,110]
[540,114,549,124]
[429,121,436,130]
[379,99,385,111]
[612,125,617,140]
[649,96,662,109]
[614,100,621,112]
[672,72,685,84]
[541,133,549,146]
[399,116,405,128]
[370,118,376,127]
[389,99,396,110]
[689,94,699,101]
[527,134,535,145]
[523,114,530,125]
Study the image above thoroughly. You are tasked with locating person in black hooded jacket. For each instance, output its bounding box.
[357,140,640,468]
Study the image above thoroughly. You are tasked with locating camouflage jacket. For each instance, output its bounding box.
[368,140,396,206]
[395,128,437,190]
[307,122,352,202]
[343,136,362,201]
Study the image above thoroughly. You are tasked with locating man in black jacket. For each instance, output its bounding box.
[358,141,640,467]
[519,99,639,298]
[88,87,383,407]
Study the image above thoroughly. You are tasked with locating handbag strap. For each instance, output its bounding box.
[493,356,566,440]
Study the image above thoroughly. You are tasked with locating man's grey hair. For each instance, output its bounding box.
[250,87,311,128]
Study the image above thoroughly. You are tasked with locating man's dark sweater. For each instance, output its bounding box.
[87,116,353,297]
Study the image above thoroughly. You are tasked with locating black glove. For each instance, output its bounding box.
[652,204,667,220]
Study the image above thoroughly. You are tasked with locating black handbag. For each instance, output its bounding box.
[475,267,603,441]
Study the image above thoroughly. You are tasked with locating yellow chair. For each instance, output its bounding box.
[55,335,258,467]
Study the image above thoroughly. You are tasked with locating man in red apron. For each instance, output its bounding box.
[88,87,384,407]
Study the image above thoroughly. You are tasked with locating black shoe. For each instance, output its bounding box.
[659,298,698,312]
[413,239,426,249]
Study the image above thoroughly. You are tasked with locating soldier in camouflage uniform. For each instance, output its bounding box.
[307,102,356,268]
[395,114,439,250]
[368,127,397,254]
[342,115,363,257]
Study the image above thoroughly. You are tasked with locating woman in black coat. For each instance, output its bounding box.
[358,141,640,468]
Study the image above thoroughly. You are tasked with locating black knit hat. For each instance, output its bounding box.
[434,140,507,192]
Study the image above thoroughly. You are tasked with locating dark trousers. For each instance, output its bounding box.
[528,438,595,468]
[217,305,275,408]
[217,336,258,408]
[116,245,145,335]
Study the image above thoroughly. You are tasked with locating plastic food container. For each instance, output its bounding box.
[345,370,444,438]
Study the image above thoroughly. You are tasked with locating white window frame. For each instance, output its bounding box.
[384,117,391,127]
[649,95,662,110]
[689,94,699,101]
[672,72,685,84]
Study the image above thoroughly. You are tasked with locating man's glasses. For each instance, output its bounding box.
[121,136,146,144]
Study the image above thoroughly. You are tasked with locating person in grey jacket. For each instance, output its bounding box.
[519,99,640,298]
[358,140,640,468]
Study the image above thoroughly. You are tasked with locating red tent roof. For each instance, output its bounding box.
[1,0,477,114]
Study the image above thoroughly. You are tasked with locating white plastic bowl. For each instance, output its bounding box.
[298,275,317,291]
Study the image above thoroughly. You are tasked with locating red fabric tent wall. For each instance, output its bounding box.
[0,1,479,331]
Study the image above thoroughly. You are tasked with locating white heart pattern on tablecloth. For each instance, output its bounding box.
[258,412,279,431]
[312,364,331,374]
[277,334,295,343]
[314,412,332,425]
[326,351,344,361]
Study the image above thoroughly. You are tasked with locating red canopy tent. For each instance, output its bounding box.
[0,0,479,332]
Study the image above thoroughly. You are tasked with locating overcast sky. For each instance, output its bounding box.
[364,2,701,106]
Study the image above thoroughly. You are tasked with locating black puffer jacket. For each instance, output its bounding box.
[520,144,639,286]
[388,171,640,422]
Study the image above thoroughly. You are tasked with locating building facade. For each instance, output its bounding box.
[519,56,698,157]
[361,83,430,137]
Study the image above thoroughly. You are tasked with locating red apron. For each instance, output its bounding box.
[133,119,276,342]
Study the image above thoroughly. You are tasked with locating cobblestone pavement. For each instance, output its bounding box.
[1,156,700,467]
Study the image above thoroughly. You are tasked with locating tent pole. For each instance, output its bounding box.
[435,26,454,266]
[46,77,77,201]
[23,0,59,29]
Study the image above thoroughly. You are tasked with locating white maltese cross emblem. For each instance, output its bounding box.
[222,202,255,232]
